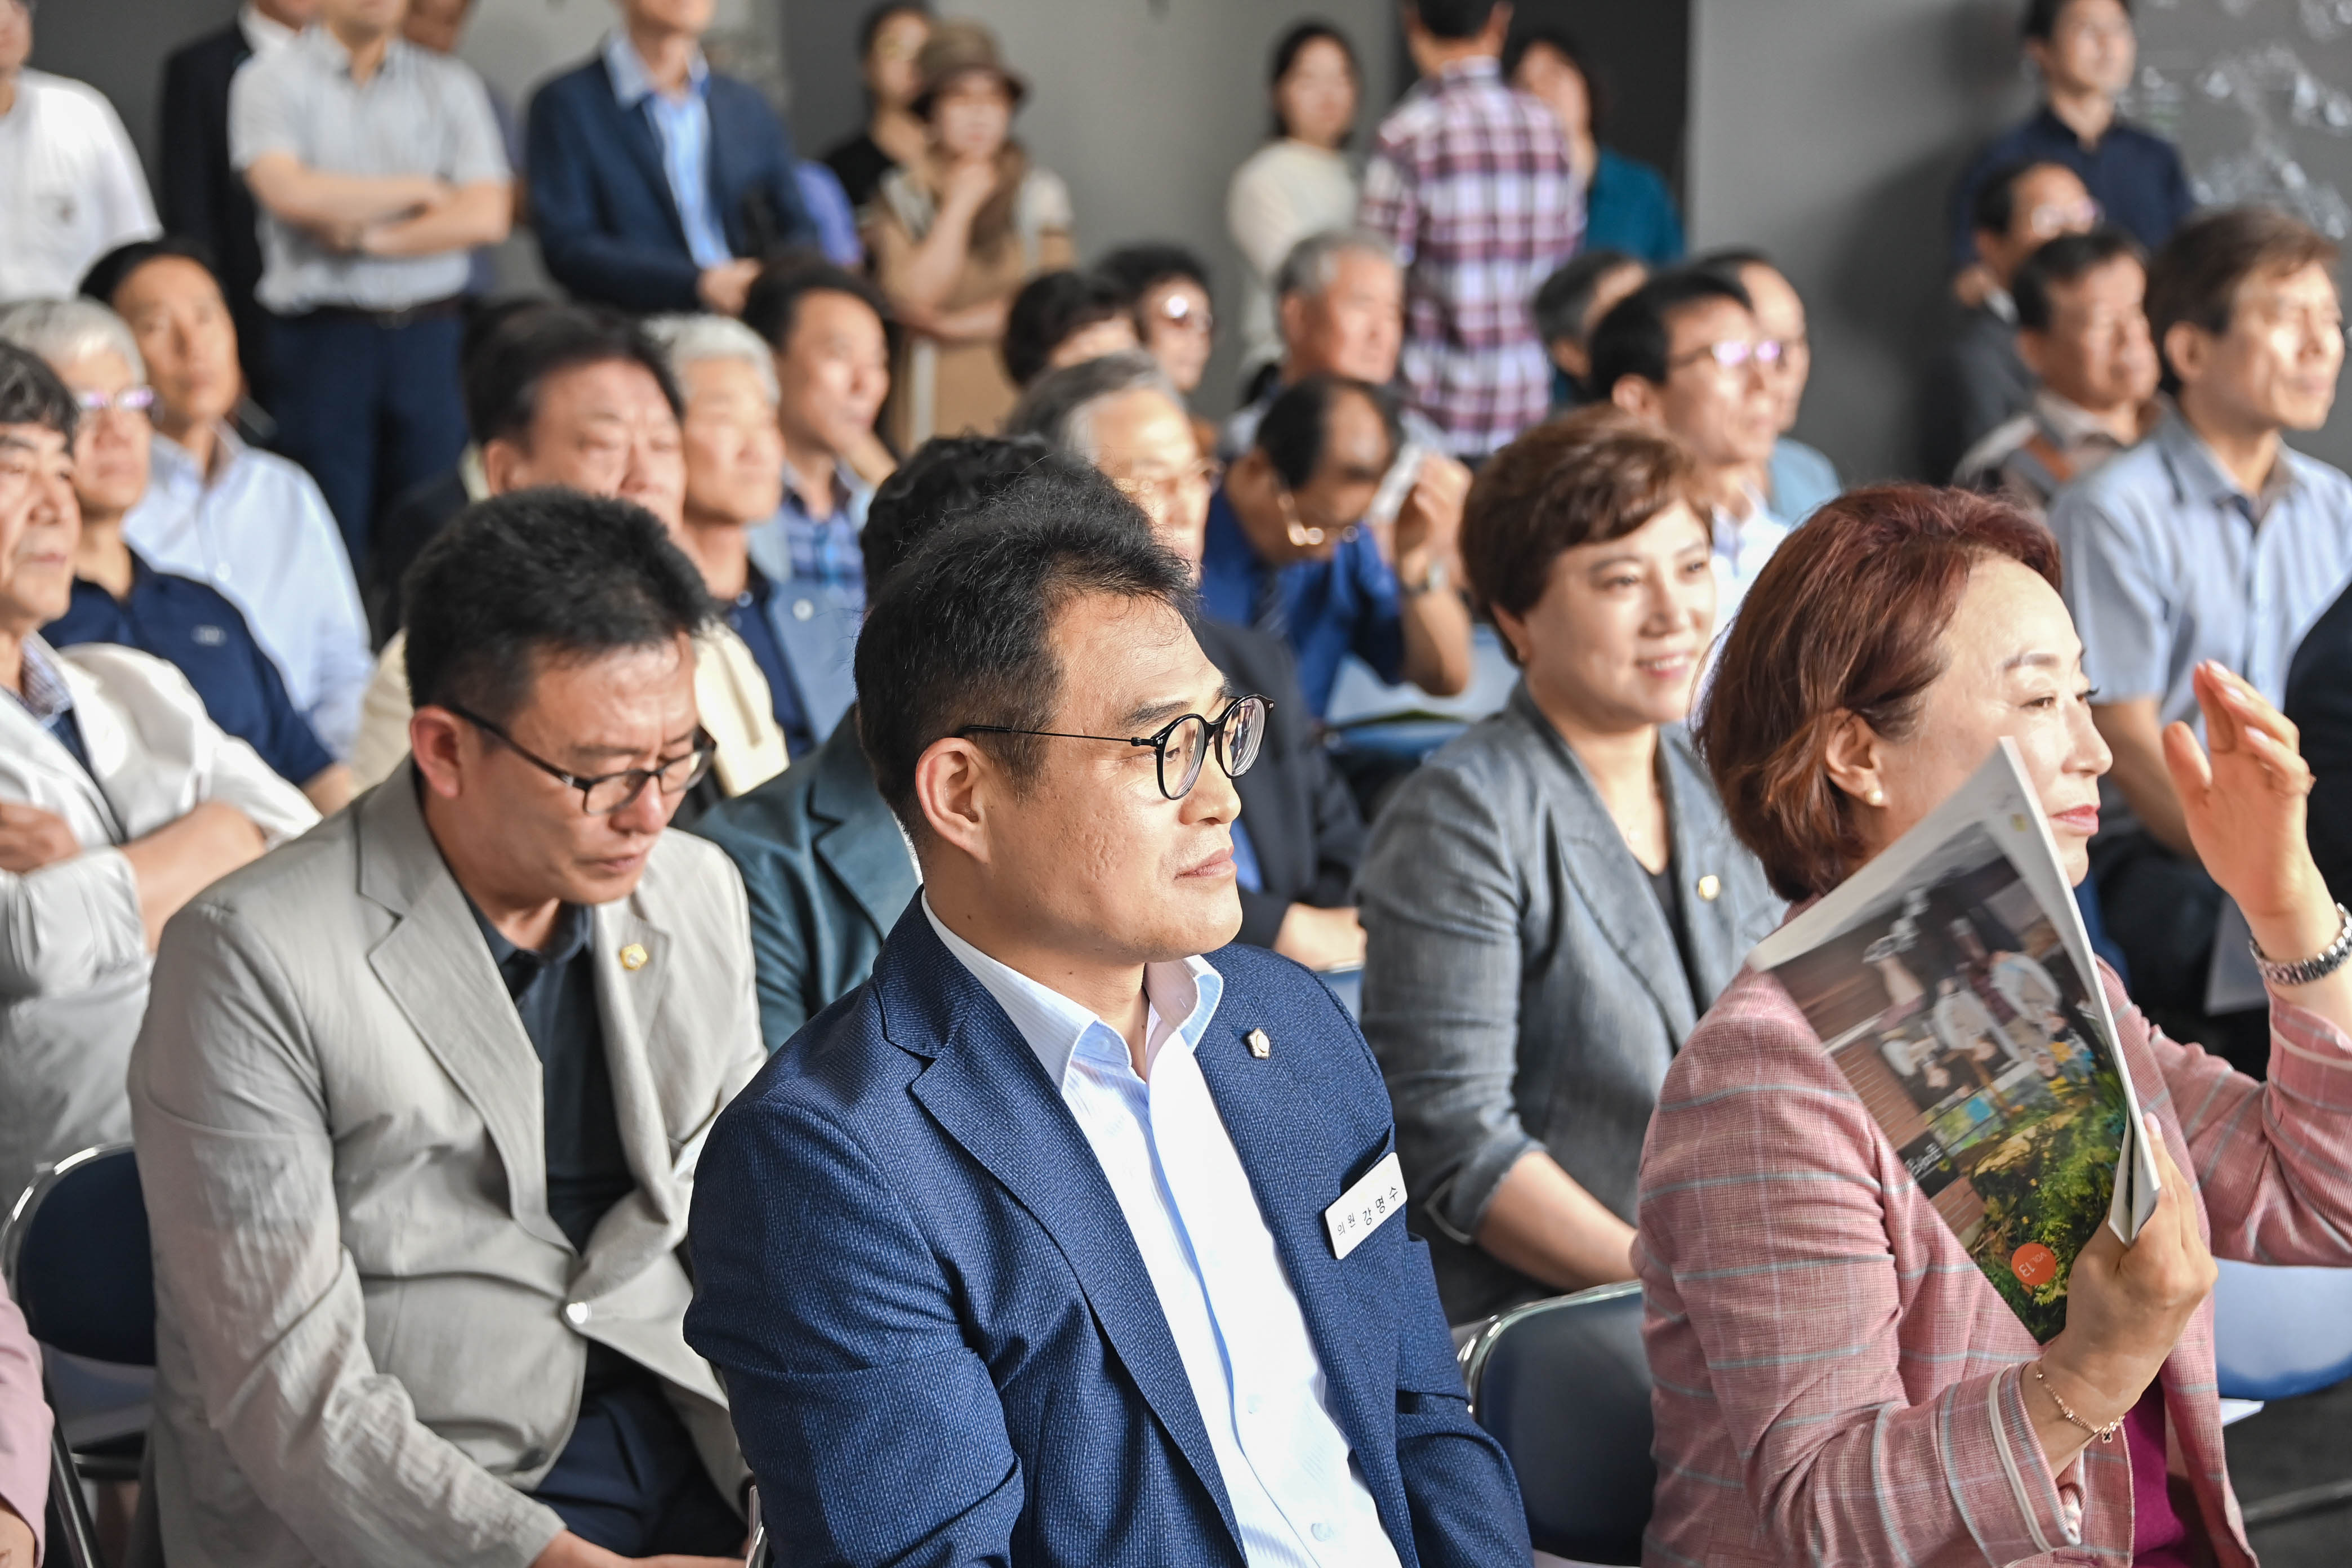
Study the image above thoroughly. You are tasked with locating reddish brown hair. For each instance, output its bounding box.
[1695,484,2061,901]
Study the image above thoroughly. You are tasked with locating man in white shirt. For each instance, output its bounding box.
[0,0,160,300]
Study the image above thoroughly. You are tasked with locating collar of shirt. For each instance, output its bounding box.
[604,29,709,109]
[147,420,244,498]
[7,634,74,727]
[919,893,1224,1088]
[2032,388,2130,451]
[299,23,416,84]
[1430,54,1504,91]
[2155,405,2301,522]
[239,3,299,53]
[778,458,868,527]
[467,896,595,999]
[1983,287,2019,326]
[459,444,490,502]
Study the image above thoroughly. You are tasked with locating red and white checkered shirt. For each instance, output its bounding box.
[1357,57,1582,460]
[1637,956,2352,1567]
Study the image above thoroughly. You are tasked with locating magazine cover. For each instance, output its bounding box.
[1748,741,2162,1343]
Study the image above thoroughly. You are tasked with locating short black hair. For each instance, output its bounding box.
[1533,249,1641,348]
[1588,268,1754,393]
[858,0,929,59]
[79,235,220,306]
[404,489,714,724]
[1095,243,1212,309]
[861,433,1068,589]
[1692,245,1776,277]
[0,342,78,443]
[1255,373,1401,491]
[464,306,681,448]
[1003,270,1132,387]
[1409,0,1499,41]
[854,473,1191,834]
[1970,158,2067,239]
[1500,21,1609,135]
[2012,224,2146,332]
[2024,0,2129,42]
[1267,20,1358,141]
[742,251,889,354]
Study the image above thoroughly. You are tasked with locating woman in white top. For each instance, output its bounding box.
[1226,22,1362,390]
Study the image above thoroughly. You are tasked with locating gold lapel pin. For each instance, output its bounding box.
[1245,1027,1271,1059]
[1696,874,1721,903]
[619,943,648,972]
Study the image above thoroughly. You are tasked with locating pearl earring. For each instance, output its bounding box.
[1867,786,1886,807]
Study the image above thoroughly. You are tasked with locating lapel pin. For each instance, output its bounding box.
[619,943,648,972]
[1245,1027,1272,1059]
[1696,874,1721,903]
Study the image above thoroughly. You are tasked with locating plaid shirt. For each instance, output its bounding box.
[1357,57,1582,458]
[1637,956,2352,1567]
[770,461,872,602]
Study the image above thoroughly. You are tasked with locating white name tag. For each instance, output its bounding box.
[1324,1150,1407,1260]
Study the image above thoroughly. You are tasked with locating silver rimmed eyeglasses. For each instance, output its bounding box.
[959,694,1270,801]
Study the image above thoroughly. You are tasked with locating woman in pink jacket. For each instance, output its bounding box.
[1638,484,2352,1567]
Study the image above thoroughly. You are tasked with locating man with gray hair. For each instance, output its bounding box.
[1011,352,1370,970]
[1220,228,1436,460]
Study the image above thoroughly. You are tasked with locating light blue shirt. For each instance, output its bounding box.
[2050,406,2352,728]
[603,31,730,270]
[1766,436,1841,525]
[920,898,1399,1568]
[123,422,372,757]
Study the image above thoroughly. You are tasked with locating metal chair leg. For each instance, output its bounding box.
[44,1423,103,1568]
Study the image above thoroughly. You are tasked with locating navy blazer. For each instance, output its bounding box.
[684,907,1529,1567]
[527,55,816,313]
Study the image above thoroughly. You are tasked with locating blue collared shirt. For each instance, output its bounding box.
[761,459,872,603]
[123,422,372,758]
[603,31,730,270]
[919,898,1399,1568]
[2050,406,2352,727]
[724,564,815,760]
[1199,488,1406,719]
[46,555,333,788]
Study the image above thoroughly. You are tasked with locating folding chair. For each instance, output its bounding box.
[2213,1258,2352,1530]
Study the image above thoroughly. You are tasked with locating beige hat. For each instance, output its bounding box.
[911,19,1028,119]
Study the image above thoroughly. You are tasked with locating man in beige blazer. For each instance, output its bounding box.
[130,492,765,1568]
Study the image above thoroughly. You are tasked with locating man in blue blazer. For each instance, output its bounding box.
[528,0,816,315]
[685,473,1527,1566]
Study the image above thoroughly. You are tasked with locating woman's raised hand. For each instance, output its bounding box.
[2162,661,2332,948]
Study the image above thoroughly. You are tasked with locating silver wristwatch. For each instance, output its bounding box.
[1400,559,1450,597]
[2249,902,2352,988]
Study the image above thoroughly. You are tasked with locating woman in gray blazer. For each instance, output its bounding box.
[1359,407,1782,1325]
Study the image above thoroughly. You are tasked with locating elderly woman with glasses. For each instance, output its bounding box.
[1640,483,2352,1568]
[1356,405,1781,1326]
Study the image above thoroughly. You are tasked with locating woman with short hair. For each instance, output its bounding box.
[1357,406,1781,1326]
[1642,483,2352,1567]
[1226,21,1362,389]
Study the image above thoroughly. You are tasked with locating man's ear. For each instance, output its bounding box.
[912,736,995,866]
[2015,328,2052,382]
[480,438,527,496]
[1610,375,1662,423]
[2162,320,2208,391]
[1277,292,1310,357]
[409,706,471,800]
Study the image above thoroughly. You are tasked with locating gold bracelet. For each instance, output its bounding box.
[2032,1362,2124,1444]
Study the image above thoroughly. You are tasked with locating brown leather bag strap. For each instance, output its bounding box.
[2020,430,2077,487]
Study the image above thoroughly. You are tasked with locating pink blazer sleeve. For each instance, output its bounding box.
[0,1281,50,1562]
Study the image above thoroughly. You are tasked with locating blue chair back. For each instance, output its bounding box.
[1458,1281,1652,1566]
[2213,1258,2352,1402]
[5,1144,154,1367]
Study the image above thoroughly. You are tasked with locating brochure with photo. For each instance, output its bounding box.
[1748,741,2164,1343]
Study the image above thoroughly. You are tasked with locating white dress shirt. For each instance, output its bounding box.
[1710,487,1792,630]
[922,899,1400,1568]
[0,69,161,300]
[124,422,373,757]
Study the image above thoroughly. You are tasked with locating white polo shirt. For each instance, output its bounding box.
[0,69,161,300]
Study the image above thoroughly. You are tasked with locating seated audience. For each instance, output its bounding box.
[1592,269,1788,628]
[1954,225,2157,518]
[869,19,1073,447]
[1699,247,1842,523]
[1202,374,1475,715]
[157,0,314,409]
[1220,227,1444,459]
[742,259,894,611]
[0,300,350,810]
[1227,21,1363,387]
[1920,158,2099,481]
[1532,248,1645,410]
[684,478,1529,1567]
[1506,21,1683,263]
[131,492,765,1566]
[2053,206,2352,1071]
[1011,351,1370,969]
[821,3,933,213]
[349,308,791,807]
[0,343,313,1206]
[231,0,511,561]
[82,239,373,755]
[1097,243,1217,398]
[1001,269,1137,389]
[1950,0,2191,278]
[0,1280,43,1567]
[692,435,1057,1050]
[0,0,159,302]
[528,0,817,316]
[648,313,856,761]
[1647,482,2352,1568]
[1361,0,1579,460]
[1360,407,1781,1326]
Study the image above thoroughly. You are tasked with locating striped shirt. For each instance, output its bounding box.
[1637,955,2352,1567]
[1357,57,1582,460]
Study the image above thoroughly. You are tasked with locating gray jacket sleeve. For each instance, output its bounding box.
[129,900,565,1568]
[1356,761,1538,1244]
